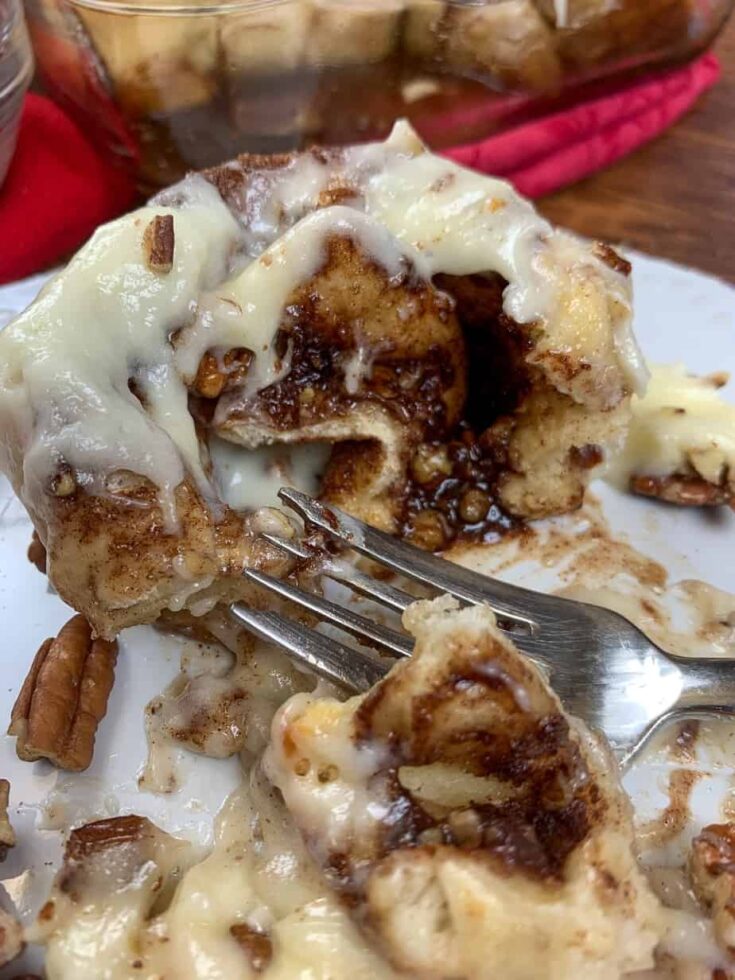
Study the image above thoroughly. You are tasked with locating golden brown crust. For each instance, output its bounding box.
[9,616,118,771]
[35,476,286,639]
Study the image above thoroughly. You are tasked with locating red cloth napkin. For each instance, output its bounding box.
[446,53,721,198]
[0,94,137,285]
[0,53,721,286]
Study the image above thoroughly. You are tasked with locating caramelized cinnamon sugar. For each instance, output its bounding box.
[264,598,662,977]
[672,720,702,765]
[352,692,595,885]
[450,494,735,660]
[637,770,703,849]
[337,621,605,892]
[400,424,519,549]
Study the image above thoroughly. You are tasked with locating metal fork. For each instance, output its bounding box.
[230,488,735,766]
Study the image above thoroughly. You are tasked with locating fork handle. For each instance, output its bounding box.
[675,656,735,715]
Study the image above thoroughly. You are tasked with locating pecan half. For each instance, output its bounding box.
[689,823,735,955]
[9,616,118,771]
[0,780,15,859]
[143,214,175,274]
[27,531,46,574]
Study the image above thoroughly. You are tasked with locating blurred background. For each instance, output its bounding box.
[1,0,733,282]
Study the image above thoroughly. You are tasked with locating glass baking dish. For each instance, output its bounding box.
[24,0,734,193]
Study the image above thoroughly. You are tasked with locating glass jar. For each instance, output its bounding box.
[0,0,33,187]
[24,0,734,193]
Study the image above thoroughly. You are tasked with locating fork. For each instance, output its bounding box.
[230,488,735,766]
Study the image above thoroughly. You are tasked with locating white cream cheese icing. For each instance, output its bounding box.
[607,364,735,491]
[0,178,240,526]
[0,121,646,524]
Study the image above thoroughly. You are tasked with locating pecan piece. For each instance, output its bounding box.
[689,823,735,955]
[9,616,118,771]
[27,531,46,574]
[38,814,195,944]
[143,214,175,274]
[49,464,76,498]
[631,473,732,508]
[593,242,632,277]
[0,780,15,859]
[192,347,252,399]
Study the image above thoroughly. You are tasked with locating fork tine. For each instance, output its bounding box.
[241,567,413,658]
[261,532,414,614]
[257,531,552,671]
[278,488,545,632]
[229,603,388,692]
[330,567,414,615]
[260,528,553,668]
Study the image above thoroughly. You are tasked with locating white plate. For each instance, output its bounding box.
[0,254,734,976]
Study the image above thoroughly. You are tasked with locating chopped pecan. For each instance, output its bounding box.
[27,531,46,574]
[0,780,15,859]
[705,371,730,390]
[593,242,632,277]
[230,923,273,973]
[631,474,732,508]
[143,214,175,274]
[9,616,118,771]
[317,182,359,208]
[49,465,76,498]
[47,814,194,924]
[65,815,152,866]
[192,348,252,399]
[689,823,735,955]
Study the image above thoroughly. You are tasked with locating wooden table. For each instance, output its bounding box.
[539,17,735,284]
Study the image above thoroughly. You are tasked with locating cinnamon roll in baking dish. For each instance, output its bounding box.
[0,121,646,638]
